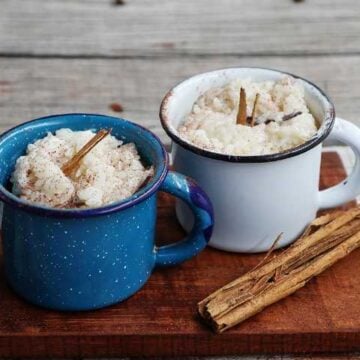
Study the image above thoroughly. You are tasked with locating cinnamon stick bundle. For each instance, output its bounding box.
[198,208,360,333]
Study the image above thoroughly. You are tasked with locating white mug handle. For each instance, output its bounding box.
[319,117,360,209]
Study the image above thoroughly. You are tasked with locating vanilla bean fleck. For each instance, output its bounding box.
[256,111,303,126]
[283,111,302,121]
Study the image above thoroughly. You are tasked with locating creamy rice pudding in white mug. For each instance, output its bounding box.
[178,76,317,156]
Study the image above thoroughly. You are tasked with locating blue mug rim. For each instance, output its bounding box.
[0,113,169,218]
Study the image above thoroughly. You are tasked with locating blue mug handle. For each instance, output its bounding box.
[155,171,214,267]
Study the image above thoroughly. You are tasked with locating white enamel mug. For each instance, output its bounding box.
[160,67,360,253]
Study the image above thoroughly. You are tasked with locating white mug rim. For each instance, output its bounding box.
[159,67,335,163]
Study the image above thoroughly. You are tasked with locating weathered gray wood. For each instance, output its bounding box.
[1,0,360,57]
[0,1,359,358]
[0,55,359,145]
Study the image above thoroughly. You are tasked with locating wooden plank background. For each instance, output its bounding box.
[0,55,360,145]
[1,0,360,358]
[0,0,360,146]
[1,0,360,57]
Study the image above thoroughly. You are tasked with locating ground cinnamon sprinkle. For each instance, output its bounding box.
[11,129,153,209]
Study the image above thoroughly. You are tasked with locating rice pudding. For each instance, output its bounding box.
[178,76,318,156]
[11,129,153,208]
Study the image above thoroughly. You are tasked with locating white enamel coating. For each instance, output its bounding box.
[161,68,360,253]
[319,117,360,209]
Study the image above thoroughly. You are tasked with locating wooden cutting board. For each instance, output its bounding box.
[0,152,359,358]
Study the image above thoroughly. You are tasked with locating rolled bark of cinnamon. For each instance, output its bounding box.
[62,129,111,176]
[198,208,360,333]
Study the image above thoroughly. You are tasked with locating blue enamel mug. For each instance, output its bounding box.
[0,114,214,311]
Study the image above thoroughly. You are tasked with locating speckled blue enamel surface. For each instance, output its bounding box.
[0,114,214,311]
[3,197,156,310]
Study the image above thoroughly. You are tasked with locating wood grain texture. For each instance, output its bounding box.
[0,152,359,358]
[1,0,360,358]
[1,0,360,57]
[0,55,360,144]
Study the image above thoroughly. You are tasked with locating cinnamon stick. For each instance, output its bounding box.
[236,88,247,125]
[249,93,260,127]
[62,129,111,176]
[198,208,360,333]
